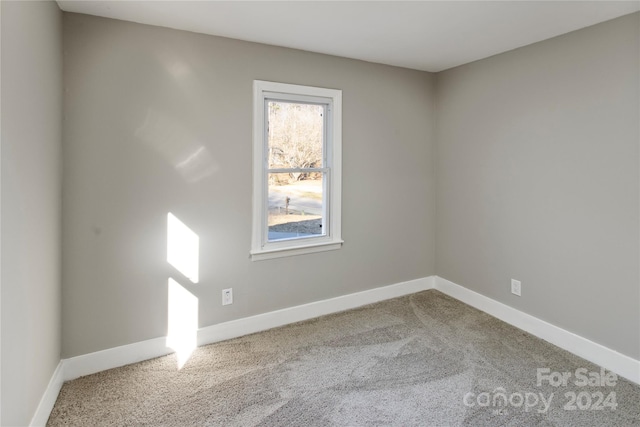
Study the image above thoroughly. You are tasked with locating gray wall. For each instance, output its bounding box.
[435,13,640,359]
[61,8,640,366]
[62,14,436,358]
[1,1,63,425]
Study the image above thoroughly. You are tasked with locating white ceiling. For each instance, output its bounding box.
[56,1,640,72]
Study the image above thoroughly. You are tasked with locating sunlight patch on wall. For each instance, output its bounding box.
[136,109,219,183]
[167,278,198,369]
[167,212,199,283]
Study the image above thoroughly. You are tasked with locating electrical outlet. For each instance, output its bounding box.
[511,279,521,297]
[222,288,233,305]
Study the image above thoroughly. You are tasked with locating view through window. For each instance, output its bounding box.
[267,101,326,241]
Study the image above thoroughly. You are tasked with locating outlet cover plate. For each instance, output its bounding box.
[222,288,233,305]
[511,279,521,296]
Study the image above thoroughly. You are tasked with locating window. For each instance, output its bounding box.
[251,80,342,260]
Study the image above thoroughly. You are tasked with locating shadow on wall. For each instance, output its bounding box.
[166,213,200,368]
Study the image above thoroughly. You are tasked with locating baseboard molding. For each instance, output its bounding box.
[434,276,640,385]
[63,276,434,382]
[63,336,172,382]
[30,361,64,427]
[198,276,435,346]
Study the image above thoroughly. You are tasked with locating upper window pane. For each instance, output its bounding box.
[267,101,324,169]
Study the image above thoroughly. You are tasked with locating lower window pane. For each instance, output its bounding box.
[268,172,325,241]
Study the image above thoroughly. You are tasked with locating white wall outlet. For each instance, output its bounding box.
[222,288,233,305]
[511,279,521,296]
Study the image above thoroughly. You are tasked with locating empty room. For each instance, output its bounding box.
[2,0,639,425]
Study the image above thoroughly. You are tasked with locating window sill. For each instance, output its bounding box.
[250,240,343,261]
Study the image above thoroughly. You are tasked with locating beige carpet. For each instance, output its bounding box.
[48,290,640,426]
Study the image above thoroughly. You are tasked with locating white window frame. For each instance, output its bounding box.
[251,80,342,261]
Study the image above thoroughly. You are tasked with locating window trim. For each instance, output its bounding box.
[251,80,342,261]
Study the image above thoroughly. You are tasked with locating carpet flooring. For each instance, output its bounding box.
[48,290,640,426]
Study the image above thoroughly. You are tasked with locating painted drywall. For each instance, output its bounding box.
[435,13,640,359]
[61,13,436,358]
[1,1,63,424]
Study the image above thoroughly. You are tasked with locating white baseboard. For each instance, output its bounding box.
[30,361,64,427]
[62,336,171,381]
[434,276,640,385]
[198,276,435,346]
[63,276,434,382]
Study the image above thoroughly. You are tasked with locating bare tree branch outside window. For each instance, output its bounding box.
[268,101,323,183]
